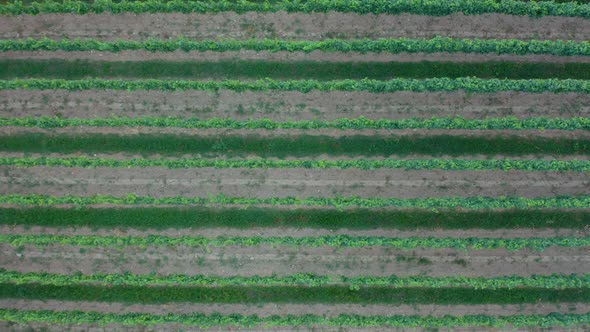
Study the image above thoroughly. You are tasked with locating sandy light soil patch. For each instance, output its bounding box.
[2,13,590,41]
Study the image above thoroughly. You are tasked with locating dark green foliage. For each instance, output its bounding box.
[1,283,588,304]
[4,59,590,80]
[1,207,588,230]
[2,0,590,18]
[1,132,589,157]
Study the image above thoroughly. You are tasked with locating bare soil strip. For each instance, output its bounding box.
[0,322,583,332]
[3,203,590,213]
[0,300,586,317]
[2,244,588,277]
[2,225,585,239]
[1,13,589,41]
[5,51,590,64]
[2,90,587,121]
[3,127,590,141]
[1,166,588,199]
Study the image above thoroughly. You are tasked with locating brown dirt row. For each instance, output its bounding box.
[5,50,590,64]
[2,13,589,41]
[3,127,590,141]
[2,225,585,239]
[2,203,590,214]
[1,300,586,318]
[1,166,589,199]
[2,244,588,277]
[1,322,583,332]
[2,90,588,121]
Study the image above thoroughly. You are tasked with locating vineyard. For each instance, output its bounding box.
[1,0,590,331]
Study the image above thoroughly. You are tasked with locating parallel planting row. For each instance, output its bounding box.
[2,133,589,156]
[3,37,590,55]
[3,116,590,130]
[1,0,589,330]
[1,207,589,229]
[3,193,590,209]
[1,310,588,329]
[2,233,590,250]
[2,0,590,17]
[4,270,588,289]
[7,60,590,80]
[3,156,590,171]
[3,77,590,92]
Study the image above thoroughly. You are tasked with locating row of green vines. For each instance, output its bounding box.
[2,116,589,130]
[2,37,590,56]
[0,309,588,328]
[2,270,587,290]
[2,78,590,93]
[1,234,588,251]
[2,0,590,17]
[1,193,589,209]
[3,156,590,171]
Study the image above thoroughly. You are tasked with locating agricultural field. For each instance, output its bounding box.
[1,0,590,331]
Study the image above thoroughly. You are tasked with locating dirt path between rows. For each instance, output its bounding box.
[1,300,586,317]
[5,50,590,64]
[2,225,585,239]
[3,90,588,121]
[0,322,584,332]
[2,244,588,277]
[2,13,589,41]
[4,127,590,141]
[2,166,589,198]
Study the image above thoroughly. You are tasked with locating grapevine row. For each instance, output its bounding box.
[0,309,587,328]
[3,37,590,56]
[3,78,590,93]
[2,270,587,290]
[2,0,590,17]
[2,116,589,130]
[3,156,590,171]
[2,193,590,209]
[1,234,589,250]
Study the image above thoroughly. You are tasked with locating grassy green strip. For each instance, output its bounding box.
[2,270,588,289]
[0,309,588,328]
[3,116,590,130]
[2,0,590,17]
[2,156,590,172]
[528,0,590,3]
[6,59,590,80]
[1,234,589,251]
[3,37,590,56]
[2,193,590,209]
[2,78,590,93]
[1,283,588,305]
[1,207,589,230]
[2,133,590,157]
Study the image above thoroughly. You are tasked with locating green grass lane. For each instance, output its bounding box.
[1,133,590,157]
[1,207,589,230]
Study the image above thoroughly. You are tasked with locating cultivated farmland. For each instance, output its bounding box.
[1,0,590,331]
